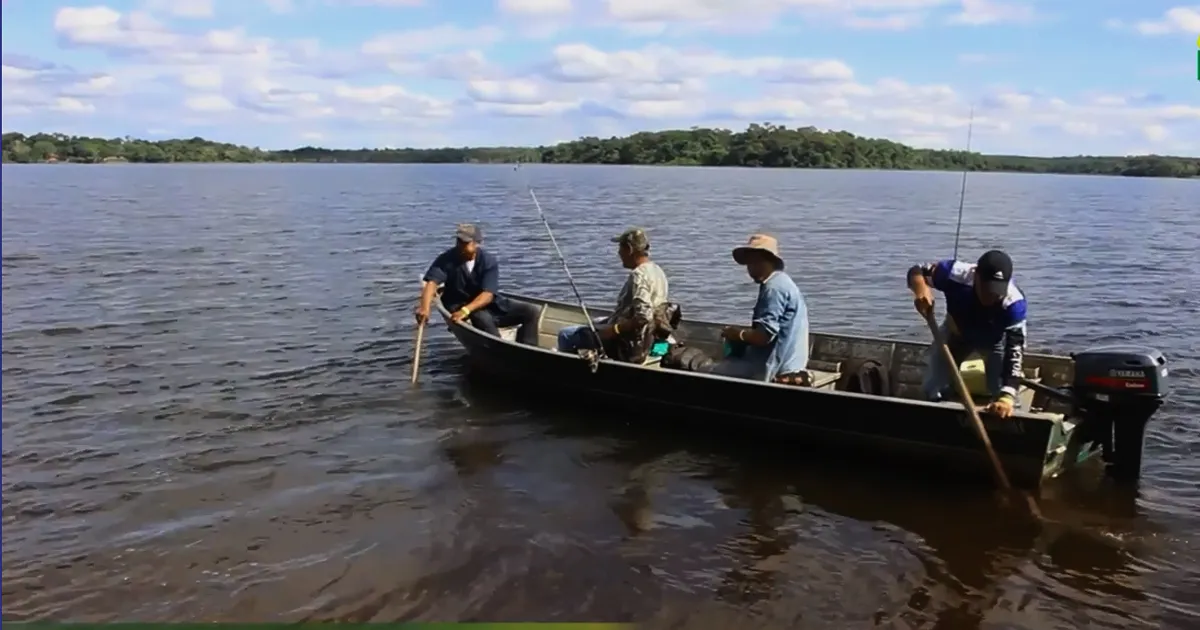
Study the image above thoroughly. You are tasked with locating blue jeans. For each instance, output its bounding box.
[448,300,541,346]
[557,322,603,352]
[922,321,1010,403]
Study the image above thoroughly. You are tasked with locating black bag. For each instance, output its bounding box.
[608,302,683,364]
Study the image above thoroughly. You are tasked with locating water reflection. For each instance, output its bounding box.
[441,434,506,479]
[4,164,1192,627]
[450,373,1147,628]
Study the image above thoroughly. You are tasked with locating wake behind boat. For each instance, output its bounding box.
[434,292,1169,492]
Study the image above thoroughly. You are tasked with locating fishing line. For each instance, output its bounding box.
[952,105,976,260]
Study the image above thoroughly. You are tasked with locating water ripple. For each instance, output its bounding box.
[2,163,1197,628]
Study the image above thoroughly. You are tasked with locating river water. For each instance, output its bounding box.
[2,163,1197,628]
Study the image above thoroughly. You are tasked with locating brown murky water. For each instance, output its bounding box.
[2,164,1198,628]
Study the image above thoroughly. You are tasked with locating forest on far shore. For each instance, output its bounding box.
[4,124,1197,178]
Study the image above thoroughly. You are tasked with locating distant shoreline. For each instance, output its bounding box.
[7,160,1199,180]
[5,125,1198,179]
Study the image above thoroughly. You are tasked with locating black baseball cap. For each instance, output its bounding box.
[976,250,1012,297]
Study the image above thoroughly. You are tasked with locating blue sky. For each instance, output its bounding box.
[2,0,1198,156]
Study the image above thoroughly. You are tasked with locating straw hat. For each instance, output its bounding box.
[732,233,784,268]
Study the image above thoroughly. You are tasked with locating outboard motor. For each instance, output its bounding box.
[1071,345,1169,483]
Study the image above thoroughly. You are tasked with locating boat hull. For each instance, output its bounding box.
[438,298,1068,490]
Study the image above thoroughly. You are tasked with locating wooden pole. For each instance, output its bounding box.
[923,310,1043,519]
[411,321,426,386]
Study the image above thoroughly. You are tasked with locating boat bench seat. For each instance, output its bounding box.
[502,323,666,369]
[773,359,842,391]
[806,359,843,390]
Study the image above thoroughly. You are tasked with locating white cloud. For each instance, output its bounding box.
[335,0,425,6]
[2,65,39,82]
[987,91,1032,111]
[1133,6,1200,35]
[543,43,854,84]
[360,25,504,57]
[730,98,811,120]
[947,0,1038,26]
[624,99,703,118]
[1158,105,1200,120]
[1143,124,1169,142]
[185,94,235,112]
[842,12,926,30]
[35,5,463,130]
[467,78,547,105]
[54,7,182,50]
[498,0,574,16]
[1061,120,1099,137]
[476,100,582,116]
[614,77,705,101]
[263,0,294,13]
[333,84,453,118]
[596,0,1034,33]
[4,1,1197,157]
[52,97,95,113]
[180,67,224,89]
[143,0,215,19]
[600,0,955,26]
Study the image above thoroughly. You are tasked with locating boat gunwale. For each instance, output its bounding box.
[436,291,1069,425]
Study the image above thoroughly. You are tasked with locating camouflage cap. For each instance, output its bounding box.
[455,223,482,243]
[611,227,650,253]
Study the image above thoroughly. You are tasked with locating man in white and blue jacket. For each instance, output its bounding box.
[907,249,1027,419]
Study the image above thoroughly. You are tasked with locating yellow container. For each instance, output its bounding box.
[959,357,990,398]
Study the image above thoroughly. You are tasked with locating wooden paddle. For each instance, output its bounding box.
[411,319,426,386]
[410,275,442,386]
[922,310,1043,520]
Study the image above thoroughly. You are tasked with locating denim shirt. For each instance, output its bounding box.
[743,271,809,382]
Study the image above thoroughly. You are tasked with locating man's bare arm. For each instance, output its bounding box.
[459,291,494,315]
[907,263,935,294]
[418,281,439,315]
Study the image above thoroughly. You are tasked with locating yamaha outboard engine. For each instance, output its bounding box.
[1072,345,1169,483]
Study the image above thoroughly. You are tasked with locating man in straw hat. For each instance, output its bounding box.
[703,233,809,382]
[414,223,541,345]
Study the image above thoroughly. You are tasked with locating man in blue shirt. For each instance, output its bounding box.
[414,223,540,345]
[705,234,809,382]
[907,249,1027,419]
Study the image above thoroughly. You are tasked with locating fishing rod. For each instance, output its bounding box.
[526,188,607,359]
[897,105,978,342]
[952,105,975,259]
[931,105,1047,518]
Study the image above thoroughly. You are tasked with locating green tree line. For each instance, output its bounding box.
[4,124,1197,178]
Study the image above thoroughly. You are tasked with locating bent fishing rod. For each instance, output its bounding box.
[933,105,1046,519]
[526,187,608,359]
[952,105,975,260]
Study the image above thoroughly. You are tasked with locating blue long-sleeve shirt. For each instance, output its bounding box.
[918,259,1027,397]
